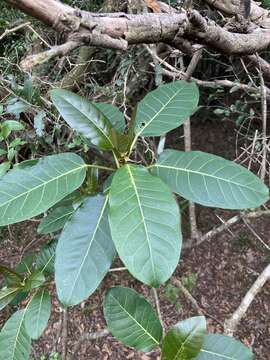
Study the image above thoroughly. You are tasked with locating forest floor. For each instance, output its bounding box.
[0,121,269,360]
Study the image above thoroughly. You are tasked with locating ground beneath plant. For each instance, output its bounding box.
[0,121,269,359]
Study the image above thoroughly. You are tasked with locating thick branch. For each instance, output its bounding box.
[4,0,270,56]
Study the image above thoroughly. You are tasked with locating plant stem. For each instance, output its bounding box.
[86,164,115,172]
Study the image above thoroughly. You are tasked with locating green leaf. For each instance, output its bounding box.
[0,148,7,156]
[0,287,20,311]
[0,265,23,285]
[6,100,30,119]
[104,287,163,352]
[36,240,57,274]
[0,310,31,360]
[34,110,46,137]
[162,316,206,360]
[55,195,116,306]
[94,102,125,133]
[194,334,255,360]
[1,120,25,139]
[109,164,181,287]
[152,150,269,209]
[0,153,86,226]
[134,81,199,137]
[16,254,35,274]
[50,89,117,151]
[0,162,10,177]
[24,289,51,339]
[38,205,75,234]
[24,271,45,291]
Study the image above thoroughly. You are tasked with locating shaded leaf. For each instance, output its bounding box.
[104,287,162,351]
[0,310,31,360]
[0,162,10,177]
[36,240,57,274]
[94,102,125,133]
[34,110,46,137]
[162,316,206,360]
[24,289,51,339]
[152,150,269,209]
[0,265,23,285]
[0,153,86,226]
[109,164,181,287]
[0,287,20,311]
[194,334,255,360]
[6,100,30,119]
[50,89,117,150]
[24,271,45,291]
[134,81,199,137]
[38,205,74,234]
[55,195,116,306]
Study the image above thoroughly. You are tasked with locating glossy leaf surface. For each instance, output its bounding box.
[162,316,206,360]
[94,102,125,133]
[0,153,86,226]
[104,287,162,351]
[55,195,116,306]
[50,89,116,150]
[109,164,181,287]
[194,334,255,360]
[37,205,74,234]
[152,150,269,209]
[135,81,199,137]
[0,310,31,360]
[24,289,51,339]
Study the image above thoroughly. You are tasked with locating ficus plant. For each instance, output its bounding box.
[0,80,268,360]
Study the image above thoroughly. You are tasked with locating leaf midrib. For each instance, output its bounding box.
[110,294,159,345]
[153,164,263,193]
[60,96,114,149]
[173,324,202,360]
[67,196,108,303]
[34,290,45,338]
[0,164,86,211]
[136,85,185,138]
[126,165,157,283]
[41,208,74,230]
[200,349,236,359]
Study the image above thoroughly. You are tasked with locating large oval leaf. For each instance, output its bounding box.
[162,316,206,360]
[0,310,31,360]
[0,153,86,226]
[55,195,116,306]
[104,287,163,351]
[194,334,255,360]
[37,205,75,234]
[134,81,199,137]
[152,150,269,209]
[50,89,116,150]
[24,289,51,339]
[94,102,126,133]
[109,164,181,287]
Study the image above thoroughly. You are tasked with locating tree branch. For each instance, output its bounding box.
[224,263,270,335]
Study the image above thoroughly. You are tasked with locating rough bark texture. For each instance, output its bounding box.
[3,0,270,55]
